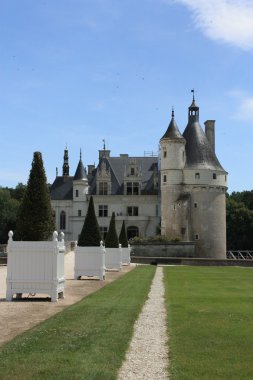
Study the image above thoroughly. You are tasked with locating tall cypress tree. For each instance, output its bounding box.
[78,196,101,246]
[105,212,119,248]
[119,220,128,247]
[16,151,55,241]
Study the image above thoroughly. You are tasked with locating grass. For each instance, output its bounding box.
[0,265,155,380]
[164,266,253,380]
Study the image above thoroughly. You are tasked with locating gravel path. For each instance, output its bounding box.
[118,266,169,380]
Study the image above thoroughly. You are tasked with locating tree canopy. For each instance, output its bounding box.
[226,196,253,250]
[0,188,20,243]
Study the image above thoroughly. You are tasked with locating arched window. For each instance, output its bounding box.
[60,211,66,230]
[127,226,139,240]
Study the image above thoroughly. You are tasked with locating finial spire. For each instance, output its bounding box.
[80,148,82,160]
[171,106,174,119]
[102,139,106,150]
[56,167,58,177]
[191,88,195,101]
[62,147,69,176]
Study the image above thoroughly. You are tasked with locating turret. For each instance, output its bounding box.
[160,108,186,173]
[73,150,89,201]
[160,109,186,239]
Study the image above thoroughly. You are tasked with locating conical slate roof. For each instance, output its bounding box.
[161,110,184,140]
[183,121,224,170]
[74,159,87,180]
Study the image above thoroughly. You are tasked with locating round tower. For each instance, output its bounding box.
[160,109,186,239]
[72,150,89,239]
[182,92,228,258]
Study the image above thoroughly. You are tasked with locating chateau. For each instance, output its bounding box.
[50,94,228,258]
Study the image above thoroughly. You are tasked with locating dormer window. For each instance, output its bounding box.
[131,168,135,175]
[99,182,108,195]
[126,182,139,195]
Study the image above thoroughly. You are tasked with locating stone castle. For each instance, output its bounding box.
[50,93,228,258]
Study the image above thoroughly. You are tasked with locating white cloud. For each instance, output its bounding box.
[172,0,253,50]
[228,89,253,120]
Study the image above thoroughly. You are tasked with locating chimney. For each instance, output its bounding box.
[87,165,95,175]
[99,149,111,160]
[204,120,215,152]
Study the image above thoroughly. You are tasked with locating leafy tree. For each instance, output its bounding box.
[78,196,101,246]
[16,152,55,241]
[105,212,119,248]
[119,220,128,247]
[0,188,20,243]
[10,183,27,202]
[226,197,253,250]
[229,190,253,210]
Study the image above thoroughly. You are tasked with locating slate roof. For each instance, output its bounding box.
[50,176,74,200]
[161,116,185,140]
[50,156,159,200]
[183,121,224,171]
[74,159,87,181]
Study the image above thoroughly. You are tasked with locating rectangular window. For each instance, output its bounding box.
[99,205,108,217]
[75,189,79,197]
[99,182,108,195]
[163,151,167,158]
[100,226,108,240]
[195,173,200,179]
[213,173,217,179]
[126,182,139,195]
[163,175,167,183]
[195,234,199,240]
[127,206,138,216]
[131,168,135,175]
[78,210,81,217]
[194,202,198,208]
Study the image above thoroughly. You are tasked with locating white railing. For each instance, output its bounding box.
[6,231,65,302]
[227,251,253,260]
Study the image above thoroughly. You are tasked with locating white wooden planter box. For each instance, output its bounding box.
[74,243,105,280]
[121,245,131,265]
[105,246,122,271]
[6,231,65,302]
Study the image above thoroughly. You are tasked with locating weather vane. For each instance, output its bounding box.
[191,88,195,101]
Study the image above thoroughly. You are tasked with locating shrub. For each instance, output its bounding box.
[129,235,181,245]
[105,212,119,248]
[78,196,101,246]
[119,221,128,248]
[16,152,55,241]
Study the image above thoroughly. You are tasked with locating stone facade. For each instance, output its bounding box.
[50,94,228,258]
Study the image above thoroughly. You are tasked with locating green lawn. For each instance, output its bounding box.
[164,266,253,380]
[0,265,155,380]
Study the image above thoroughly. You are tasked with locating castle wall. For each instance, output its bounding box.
[188,186,227,258]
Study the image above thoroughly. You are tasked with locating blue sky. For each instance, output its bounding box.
[1,0,253,192]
